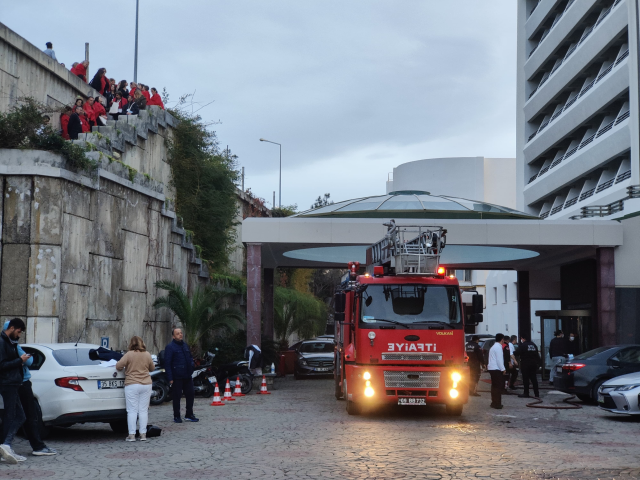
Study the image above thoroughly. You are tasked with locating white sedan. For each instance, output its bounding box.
[598,371,640,415]
[1,343,127,435]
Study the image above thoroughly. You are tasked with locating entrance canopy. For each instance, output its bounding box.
[243,216,622,270]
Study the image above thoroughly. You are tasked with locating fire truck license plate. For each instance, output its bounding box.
[398,397,426,406]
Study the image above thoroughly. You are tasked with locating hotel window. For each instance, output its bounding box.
[503,285,508,303]
[493,287,498,304]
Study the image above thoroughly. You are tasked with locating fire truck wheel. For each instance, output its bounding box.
[346,400,361,415]
[445,404,463,416]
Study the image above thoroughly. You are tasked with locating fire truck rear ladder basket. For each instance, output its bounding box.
[370,220,446,276]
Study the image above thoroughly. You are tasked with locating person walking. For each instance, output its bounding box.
[548,330,567,384]
[164,328,199,423]
[465,335,484,396]
[116,336,155,442]
[0,318,29,464]
[0,321,56,456]
[487,333,506,409]
[43,42,57,61]
[516,335,541,398]
[508,335,519,390]
[567,332,579,357]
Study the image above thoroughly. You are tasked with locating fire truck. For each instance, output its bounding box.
[333,221,484,415]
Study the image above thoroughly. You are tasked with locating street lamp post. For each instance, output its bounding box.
[134,0,139,82]
[259,138,281,208]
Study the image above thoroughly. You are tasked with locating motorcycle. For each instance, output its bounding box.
[193,352,253,397]
[150,368,170,405]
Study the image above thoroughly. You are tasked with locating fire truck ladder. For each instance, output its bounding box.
[370,220,446,275]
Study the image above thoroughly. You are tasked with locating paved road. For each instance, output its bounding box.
[4,375,640,479]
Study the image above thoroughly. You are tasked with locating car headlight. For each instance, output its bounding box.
[614,384,640,391]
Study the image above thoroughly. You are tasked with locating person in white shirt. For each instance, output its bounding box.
[487,333,506,409]
[43,42,57,61]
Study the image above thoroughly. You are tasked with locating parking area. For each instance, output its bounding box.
[4,374,640,479]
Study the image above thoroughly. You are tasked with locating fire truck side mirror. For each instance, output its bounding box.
[473,313,483,323]
[472,294,483,314]
[335,292,346,315]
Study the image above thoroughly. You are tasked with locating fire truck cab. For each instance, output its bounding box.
[333,221,484,416]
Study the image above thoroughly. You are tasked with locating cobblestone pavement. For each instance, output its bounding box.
[4,374,640,479]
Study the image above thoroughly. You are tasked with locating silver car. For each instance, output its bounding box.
[598,371,640,415]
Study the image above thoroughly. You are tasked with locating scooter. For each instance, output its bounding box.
[192,352,253,396]
[150,369,170,405]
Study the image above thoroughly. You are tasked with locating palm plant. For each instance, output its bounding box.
[153,280,244,352]
[273,287,327,349]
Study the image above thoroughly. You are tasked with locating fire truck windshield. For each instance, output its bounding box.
[360,284,461,329]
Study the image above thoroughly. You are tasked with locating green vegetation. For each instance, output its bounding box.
[152,280,244,353]
[271,204,298,217]
[0,97,97,173]
[274,286,327,349]
[167,106,239,271]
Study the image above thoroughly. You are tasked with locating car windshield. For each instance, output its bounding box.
[573,346,616,360]
[361,284,461,328]
[52,348,101,366]
[299,342,334,353]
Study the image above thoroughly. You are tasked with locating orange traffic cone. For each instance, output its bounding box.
[223,379,235,401]
[210,383,225,406]
[257,375,271,395]
[232,376,245,397]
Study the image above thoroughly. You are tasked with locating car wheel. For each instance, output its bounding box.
[591,378,607,403]
[446,404,463,416]
[109,420,128,434]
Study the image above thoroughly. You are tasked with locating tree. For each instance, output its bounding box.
[273,287,327,349]
[167,107,239,271]
[152,280,244,353]
[271,204,298,217]
[311,193,333,209]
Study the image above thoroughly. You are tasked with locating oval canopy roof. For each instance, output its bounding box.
[293,191,538,220]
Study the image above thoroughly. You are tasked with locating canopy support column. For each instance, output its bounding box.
[246,243,262,348]
[517,271,531,340]
[596,247,616,346]
[263,268,274,341]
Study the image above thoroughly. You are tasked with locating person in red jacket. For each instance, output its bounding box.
[141,85,151,101]
[129,82,138,99]
[93,96,107,126]
[60,107,72,140]
[71,61,89,82]
[147,88,165,109]
[84,97,96,127]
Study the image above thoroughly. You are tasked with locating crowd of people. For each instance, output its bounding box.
[0,320,199,466]
[466,330,578,410]
[43,42,165,141]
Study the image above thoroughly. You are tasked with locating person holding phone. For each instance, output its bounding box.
[0,321,56,457]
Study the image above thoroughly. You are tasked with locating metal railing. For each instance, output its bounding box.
[596,120,615,138]
[615,170,631,183]
[595,178,615,194]
[579,133,596,149]
[528,0,577,58]
[564,197,578,209]
[550,205,563,216]
[615,110,630,124]
[579,188,595,201]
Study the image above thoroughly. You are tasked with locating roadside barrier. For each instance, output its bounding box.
[257,375,271,395]
[232,376,245,397]
[210,383,225,406]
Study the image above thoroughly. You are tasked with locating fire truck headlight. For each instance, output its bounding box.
[451,372,462,383]
[449,389,459,399]
[364,386,375,397]
[363,371,371,380]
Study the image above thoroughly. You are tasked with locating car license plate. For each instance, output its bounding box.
[598,394,604,403]
[556,366,563,373]
[314,367,329,372]
[398,397,426,406]
[98,379,124,389]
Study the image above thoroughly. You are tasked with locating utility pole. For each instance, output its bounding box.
[134,0,139,82]
[85,43,89,79]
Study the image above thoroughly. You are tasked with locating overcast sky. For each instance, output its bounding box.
[2,0,517,211]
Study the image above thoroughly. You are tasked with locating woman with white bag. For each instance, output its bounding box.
[116,336,155,442]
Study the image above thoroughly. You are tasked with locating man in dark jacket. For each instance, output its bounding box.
[465,336,484,396]
[516,335,541,398]
[164,328,198,423]
[549,330,568,384]
[0,318,29,464]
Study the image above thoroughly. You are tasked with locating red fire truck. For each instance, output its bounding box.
[333,221,484,415]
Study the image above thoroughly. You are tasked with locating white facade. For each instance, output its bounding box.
[387,157,517,209]
[517,0,639,219]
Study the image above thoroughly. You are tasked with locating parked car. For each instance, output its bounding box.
[553,345,640,402]
[465,334,493,345]
[290,336,335,352]
[481,338,496,365]
[598,371,640,415]
[294,340,335,379]
[0,343,127,436]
